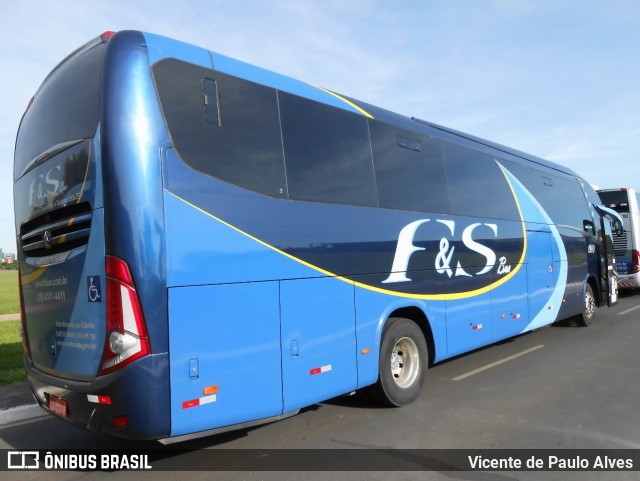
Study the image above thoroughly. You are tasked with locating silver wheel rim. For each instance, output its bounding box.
[585,290,596,319]
[390,337,420,388]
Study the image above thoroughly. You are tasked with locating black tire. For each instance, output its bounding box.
[579,283,596,326]
[367,317,428,407]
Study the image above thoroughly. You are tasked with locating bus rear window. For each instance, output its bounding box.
[14,42,105,180]
[598,190,630,213]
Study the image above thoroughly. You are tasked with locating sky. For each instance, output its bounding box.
[1,0,638,255]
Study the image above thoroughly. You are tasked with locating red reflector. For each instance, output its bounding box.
[182,399,200,410]
[309,365,332,375]
[101,31,116,42]
[87,394,112,405]
[112,415,128,429]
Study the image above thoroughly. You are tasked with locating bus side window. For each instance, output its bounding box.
[370,121,450,214]
[279,92,377,207]
[152,60,287,198]
[442,144,520,221]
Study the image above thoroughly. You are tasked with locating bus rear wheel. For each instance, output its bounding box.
[368,317,428,407]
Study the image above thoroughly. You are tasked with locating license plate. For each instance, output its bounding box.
[48,394,68,417]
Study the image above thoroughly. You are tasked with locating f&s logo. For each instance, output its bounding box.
[383,218,509,284]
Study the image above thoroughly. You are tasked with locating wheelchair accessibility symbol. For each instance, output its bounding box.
[87,276,102,302]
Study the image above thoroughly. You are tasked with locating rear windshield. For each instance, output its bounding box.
[598,190,630,213]
[14,42,105,180]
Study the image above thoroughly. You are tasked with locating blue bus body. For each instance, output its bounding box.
[13,31,620,442]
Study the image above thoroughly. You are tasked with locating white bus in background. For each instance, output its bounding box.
[598,188,640,289]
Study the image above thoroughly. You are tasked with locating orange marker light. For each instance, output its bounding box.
[203,385,219,396]
[361,348,371,355]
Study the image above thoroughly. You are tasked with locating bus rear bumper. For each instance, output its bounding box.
[617,273,640,289]
[24,352,170,441]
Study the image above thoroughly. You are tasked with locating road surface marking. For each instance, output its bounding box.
[452,344,545,381]
[618,305,640,316]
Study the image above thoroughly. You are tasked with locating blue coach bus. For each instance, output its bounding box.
[13,31,621,442]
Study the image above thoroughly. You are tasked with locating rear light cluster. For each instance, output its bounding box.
[631,249,640,274]
[99,256,150,375]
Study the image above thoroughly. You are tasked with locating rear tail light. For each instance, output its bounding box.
[630,249,640,274]
[18,273,31,357]
[112,415,129,429]
[99,256,150,375]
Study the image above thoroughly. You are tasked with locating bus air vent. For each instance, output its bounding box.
[20,202,93,258]
[612,230,627,259]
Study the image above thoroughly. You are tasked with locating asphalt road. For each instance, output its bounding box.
[2,291,640,481]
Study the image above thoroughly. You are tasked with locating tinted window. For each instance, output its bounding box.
[280,92,377,207]
[442,143,520,220]
[15,43,105,180]
[546,175,592,228]
[581,180,601,223]
[598,190,630,213]
[153,59,287,198]
[370,121,450,213]
[505,161,592,227]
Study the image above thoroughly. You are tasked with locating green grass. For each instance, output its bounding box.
[0,320,25,385]
[0,270,20,315]
[0,271,24,384]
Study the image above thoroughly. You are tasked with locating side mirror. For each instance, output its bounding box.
[612,219,623,235]
[594,204,624,236]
